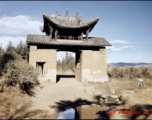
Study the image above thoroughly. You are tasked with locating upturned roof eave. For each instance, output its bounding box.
[42,13,99,29]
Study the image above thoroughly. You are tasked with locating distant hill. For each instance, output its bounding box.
[108,62,152,68]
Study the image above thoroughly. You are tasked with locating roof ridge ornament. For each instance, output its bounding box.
[55,10,58,15]
[98,14,101,19]
[65,8,68,18]
[75,12,79,19]
[54,10,58,19]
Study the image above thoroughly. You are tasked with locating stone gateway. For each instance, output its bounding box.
[26,10,111,83]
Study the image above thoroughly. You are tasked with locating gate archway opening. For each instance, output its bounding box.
[56,51,76,83]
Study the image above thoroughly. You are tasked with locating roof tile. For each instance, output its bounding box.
[26,34,111,47]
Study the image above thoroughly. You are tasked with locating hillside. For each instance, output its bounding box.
[109,62,152,68]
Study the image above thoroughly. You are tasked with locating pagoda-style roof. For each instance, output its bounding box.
[39,10,101,38]
[26,34,111,47]
[40,12,100,31]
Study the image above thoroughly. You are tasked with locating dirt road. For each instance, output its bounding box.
[30,77,93,119]
[28,75,152,119]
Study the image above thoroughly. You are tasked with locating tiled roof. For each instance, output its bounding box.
[40,13,100,30]
[26,34,111,47]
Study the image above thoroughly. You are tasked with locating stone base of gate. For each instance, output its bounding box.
[83,75,109,83]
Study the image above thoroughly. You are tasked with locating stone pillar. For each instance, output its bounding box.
[80,49,108,83]
[49,25,53,41]
[99,48,108,82]
[29,45,37,69]
[54,29,58,41]
[45,50,56,83]
[99,48,107,76]
[81,50,92,83]
[29,45,57,83]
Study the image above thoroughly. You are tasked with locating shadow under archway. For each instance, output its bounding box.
[56,75,75,83]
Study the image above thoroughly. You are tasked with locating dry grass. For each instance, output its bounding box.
[108,66,152,79]
[0,86,30,119]
[85,77,151,93]
[84,76,152,109]
[0,60,39,118]
[1,60,39,96]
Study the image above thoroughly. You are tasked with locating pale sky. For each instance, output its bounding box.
[0,1,152,63]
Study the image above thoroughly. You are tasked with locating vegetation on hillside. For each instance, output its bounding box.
[0,40,38,95]
[108,65,152,79]
[57,52,75,72]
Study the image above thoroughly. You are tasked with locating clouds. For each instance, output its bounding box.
[0,36,26,49]
[0,15,43,36]
[0,14,71,60]
[107,40,137,53]
[0,15,43,48]
[109,40,130,45]
[0,14,138,62]
[107,45,136,52]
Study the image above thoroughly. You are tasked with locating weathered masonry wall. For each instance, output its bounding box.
[80,48,108,83]
[29,45,108,83]
[29,45,56,83]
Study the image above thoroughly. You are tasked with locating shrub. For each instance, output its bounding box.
[57,60,62,71]
[0,51,22,76]
[0,87,29,119]
[108,67,125,78]
[57,52,75,72]
[5,41,15,53]
[140,67,151,79]
[1,60,39,96]
[15,40,29,61]
[108,66,152,80]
